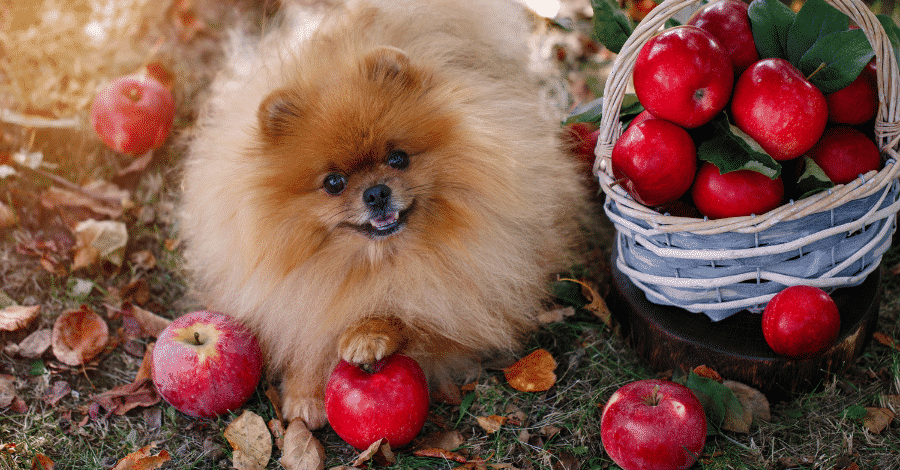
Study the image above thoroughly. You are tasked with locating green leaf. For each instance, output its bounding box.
[456,391,477,427]
[796,156,835,199]
[562,94,644,126]
[697,114,782,178]
[748,0,797,60]
[679,372,746,436]
[785,0,849,65]
[876,14,900,73]
[591,0,634,54]
[798,29,874,93]
[843,404,869,420]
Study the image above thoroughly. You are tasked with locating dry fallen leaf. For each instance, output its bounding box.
[280,418,325,470]
[0,201,15,228]
[122,304,171,339]
[476,415,507,434]
[352,438,395,467]
[415,430,465,452]
[863,407,895,434]
[16,328,52,358]
[0,375,16,408]
[268,419,286,451]
[873,332,899,350]
[110,443,171,470]
[0,305,40,332]
[72,219,128,269]
[51,305,109,366]
[31,453,54,470]
[723,380,771,423]
[412,448,468,463]
[43,381,71,407]
[504,349,557,392]
[225,410,272,470]
[265,385,284,423]
[693,365,723,383]
[559,278,612,327]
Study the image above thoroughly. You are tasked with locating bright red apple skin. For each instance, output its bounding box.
[152,310,263,418]
[731,58,828,161]
[325,354,430,450]
[810,126,881,184]
[611,119,697,207]
[600,379,707,470]
[762,285,841,359]
[90,74,175,156]
[687,0,759,73]
[633,25,734,128]
[826,68,878,125]
[691,161,784,219]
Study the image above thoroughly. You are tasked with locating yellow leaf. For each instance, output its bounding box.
[476,415,507,434]
[224,410,272,470]
[504,349,557,392]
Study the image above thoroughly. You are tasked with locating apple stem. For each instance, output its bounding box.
[645,385,661,406]
[194,332,202,346]
[806,62,827,81]
[609,177,626,188]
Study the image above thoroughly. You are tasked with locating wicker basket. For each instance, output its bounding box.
[594,0,900,321]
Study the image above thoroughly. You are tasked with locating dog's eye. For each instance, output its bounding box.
[323,173,347,195]
[387,150,409,170]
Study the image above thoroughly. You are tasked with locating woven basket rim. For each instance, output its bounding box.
[593,0,900,235]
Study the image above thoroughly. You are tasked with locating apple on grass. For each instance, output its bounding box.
[90,73,175,156]
[611,119,697,207]
[151,310,263,418]
[731,58,828,161]
[687,0,759,73]
[810,126,882,185]
[325,353,430,450]
[632,25,733,129]
[691,161,784,219]
[600,379,707,470]
[762,285,841,359]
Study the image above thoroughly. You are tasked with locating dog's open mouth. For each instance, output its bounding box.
[354,201,415,238]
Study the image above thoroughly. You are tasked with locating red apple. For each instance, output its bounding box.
[826,68,878,125]
[762,285,841,359]
[629,0,658,21]
[325,353,429,450]
[611,119,697,207]
[810,126,882,184]
[633,25,733,128]
[626,109,658,129]
[600,379,707,470]
[731,58,828,161]
[90,73,175,156]
[152,310,263,418]
[687,0,759,73]
[691,161,784,219]
[565,122,601,167]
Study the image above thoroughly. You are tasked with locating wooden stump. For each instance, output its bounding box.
[608,250,881,399]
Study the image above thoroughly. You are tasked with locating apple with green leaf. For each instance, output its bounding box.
[691,161,784,219]
[809,126,881,184]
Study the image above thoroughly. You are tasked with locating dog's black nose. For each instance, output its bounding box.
[363,184,392,210]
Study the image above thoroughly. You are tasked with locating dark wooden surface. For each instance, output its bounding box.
[608,249,881,399]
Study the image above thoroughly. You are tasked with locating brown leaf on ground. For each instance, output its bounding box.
[71,219,128,269]
[40,185,127,220]
[42,381,71,407]
[31,453,54,470]
[16,328,52,358]
[110,443,171,470]
[415,430,465,452]
[559,278,612,327]
[352,438,395,467]
[692,365,723,382]
[873,332,899,350]
[863,407,895,434]
[724,380,771,423]
[0,304,39,331]
[51,305,109,366]
[0,375,16,408]
[268,419,286,451]
[265,385,284,423]
[92,345,159,415]
[504,349,557,392]
[224,410,272,470]
[280,418,325,470]
[0,201,15,228]
[121,304,171,339]
[412,448,468,463]
[476,415,507,434]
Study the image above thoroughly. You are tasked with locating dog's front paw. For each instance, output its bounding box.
[281,393,327,430]
[338,317,406,365]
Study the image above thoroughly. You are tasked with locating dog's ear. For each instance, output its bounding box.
[258,88,304,144]
[362,46,419,89]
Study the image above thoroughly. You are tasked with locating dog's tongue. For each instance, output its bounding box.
[370,211,399,229]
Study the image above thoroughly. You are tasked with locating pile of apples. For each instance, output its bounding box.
[609,0,883,219]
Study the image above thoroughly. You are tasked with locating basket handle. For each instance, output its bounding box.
[593,0,900,178]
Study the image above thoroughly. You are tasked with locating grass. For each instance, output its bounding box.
[1,0,899,469]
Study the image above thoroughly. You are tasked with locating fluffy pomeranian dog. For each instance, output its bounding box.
[180,0,586,429]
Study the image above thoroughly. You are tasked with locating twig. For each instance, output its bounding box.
[0,108,81,129]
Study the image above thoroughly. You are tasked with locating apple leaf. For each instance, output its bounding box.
[785,0,849,65]
[590,0,634,54]
[748,0,796,60]
[697,113,781,178]
[563,94,643,126]
[796,156,835,200]
[798,29,874,93]
[677,371,747,436]
[876,14,900,72]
